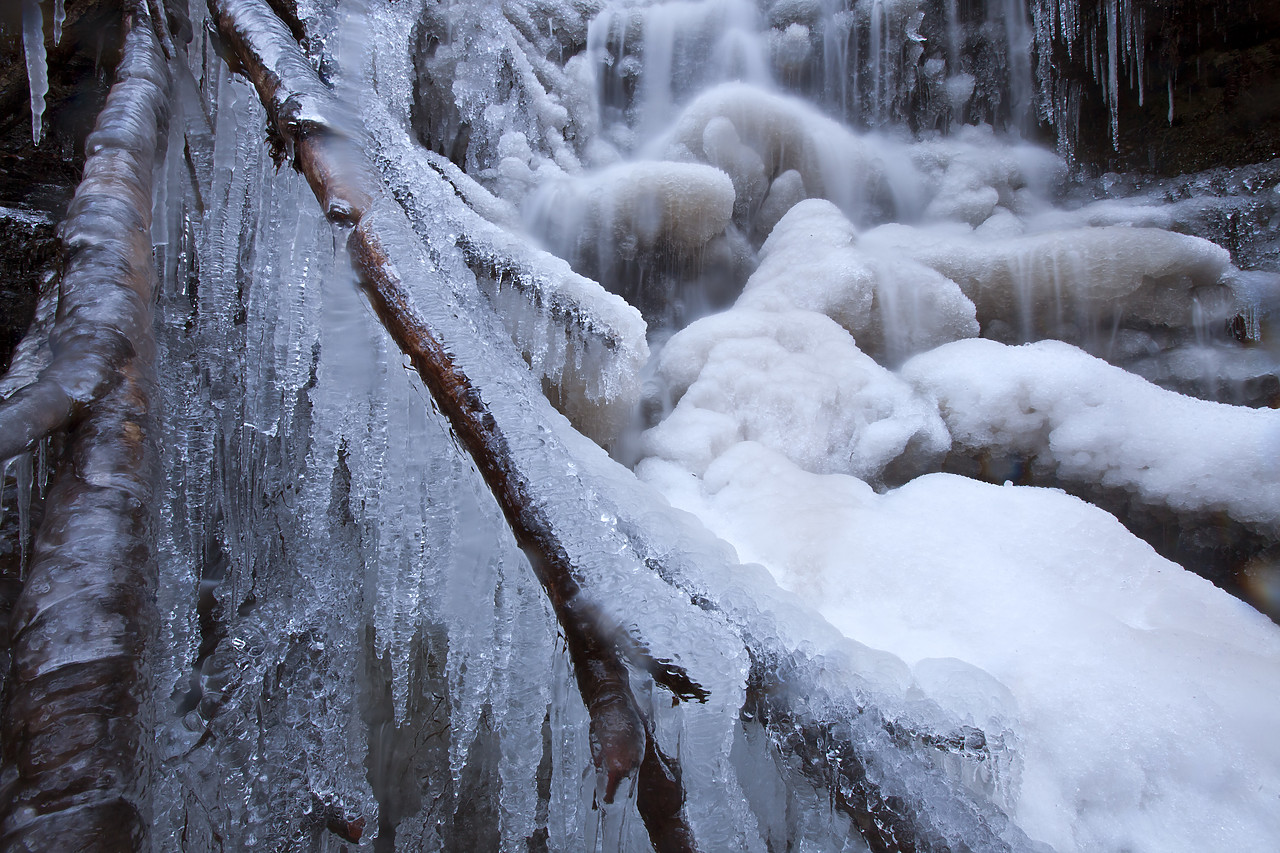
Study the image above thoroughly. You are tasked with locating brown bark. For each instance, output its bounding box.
[0,0,170,461]
[0,1,169,849]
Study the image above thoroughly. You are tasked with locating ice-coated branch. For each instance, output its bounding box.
[369,117,649,445]
[0,1,170,849]
[0,2,174,463]
[206,0,698,846]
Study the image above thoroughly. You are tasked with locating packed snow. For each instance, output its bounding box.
[638,444,1280,852]
[904,338,1280,533]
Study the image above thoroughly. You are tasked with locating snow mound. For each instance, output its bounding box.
[527,160,736,267]
[908,126,1066,226]
[740,199,979,362]
[659,82,902,225]
[643,308,948,482]
[640,441,1280,853]
[903,338,1280,532]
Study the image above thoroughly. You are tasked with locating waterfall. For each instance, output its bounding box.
[3,0,1280,851]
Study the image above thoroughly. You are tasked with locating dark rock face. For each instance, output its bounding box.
[1038,0,1280,175]
[0,213,55,377]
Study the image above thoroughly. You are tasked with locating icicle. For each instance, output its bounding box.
[14,451,33,575]
[54,0,65,45]
[1107,0,1120,149]
[21,0,48,146]
[0,457,10,534]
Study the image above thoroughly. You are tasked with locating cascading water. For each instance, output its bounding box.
[3,0,1280,851]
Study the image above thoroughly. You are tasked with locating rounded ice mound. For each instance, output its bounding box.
[642,308,949,482]
[908,126,1067,226]
[659,82,905,227]
[864,223,1234,336]
[903,337,1280,532]
[741,199,979,363]
[526,160,735,270]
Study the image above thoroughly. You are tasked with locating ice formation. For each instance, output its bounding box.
[644,307,949,482]
[863,222,1234,338]
[528,161,737,270]
[21,0,47,145]
[738,198,980,362]
[904,338,1280,533]
[3,0,1279,851]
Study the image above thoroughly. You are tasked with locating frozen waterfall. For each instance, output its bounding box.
[3,0,1280,851]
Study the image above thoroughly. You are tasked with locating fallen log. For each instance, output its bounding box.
[0,0,173,463]
[206,0,698,847]
[0,1,170,849]
[371,134,650,445]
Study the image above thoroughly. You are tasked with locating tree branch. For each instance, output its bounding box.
[0,1,170,848]
[206,0,699,846]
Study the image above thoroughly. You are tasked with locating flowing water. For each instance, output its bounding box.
[6,0,1280,850]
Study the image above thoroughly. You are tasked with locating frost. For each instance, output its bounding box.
[740,199,979,363]
[863,221,1234,340]
[21,0,1271,850]
[527,160,737,268]
[643,442,1280,852]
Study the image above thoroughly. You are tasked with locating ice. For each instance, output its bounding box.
[147,40,388,845]
[489,564,557,851]
[527,160,736,270]
[411,0,591,181]
[350,28,650,444]
[644,307,949,483]
[1030,0,1150,159]
[352,191,767,850]
[373,131,650,445]
[863,221,1234,341]
[577,441,1037,852]
[21,0,47,145]
[589,0,770,144]
[903,337,1280,534]
[5,0,1267,849]
[658,82,911,227]
[740,198,979,363]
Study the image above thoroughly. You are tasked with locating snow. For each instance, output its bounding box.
[904,338,1280,533]
[101,0,1280,849]
[740,199,979,363]
[863,221,1234,337]
[658,81,902,225]
[644,308,949,482]
[639,442,1280,853]
[527,160,737,264]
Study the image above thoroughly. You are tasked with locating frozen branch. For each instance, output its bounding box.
[206,0,697,846]
[0,1,170,848]
[205,4,1046,852]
